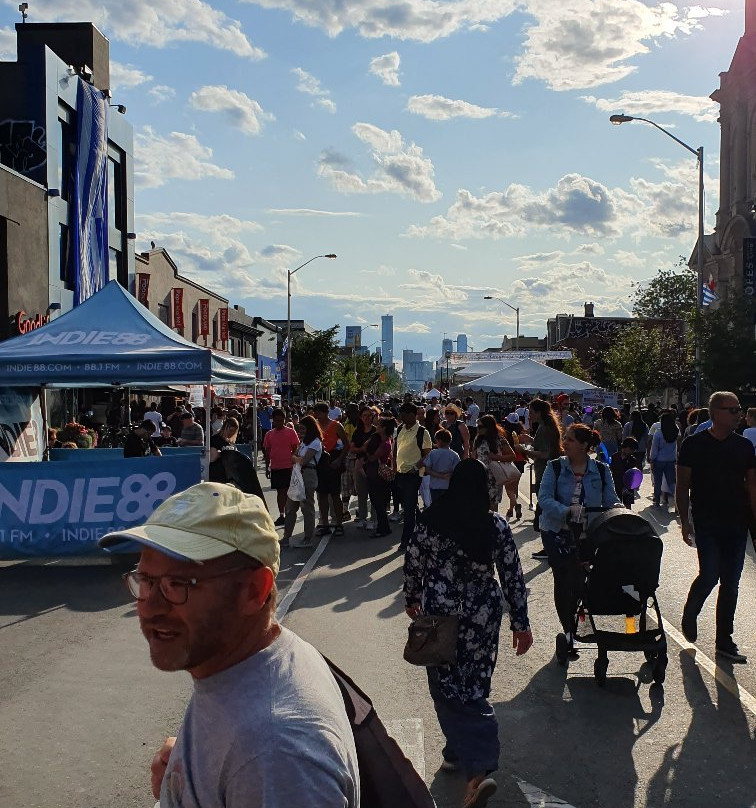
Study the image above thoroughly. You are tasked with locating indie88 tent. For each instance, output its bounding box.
[0,281,256,559]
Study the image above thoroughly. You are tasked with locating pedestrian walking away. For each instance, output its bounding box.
[314,401,349,537]
[473,415,517,514]
[99,483,360,808]
[676,391,756,664]
[362,417,396,537]
[649,411,679,508]
[403,460,533,808]
[283,415,322,547]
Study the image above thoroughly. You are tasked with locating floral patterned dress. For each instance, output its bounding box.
[475,437,502,505]
[403,514,530,701]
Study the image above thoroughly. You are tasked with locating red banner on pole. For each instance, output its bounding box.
[198,299,210,336]
[137,273,150,306]
[172,288,184,329]
[219,307,229,343]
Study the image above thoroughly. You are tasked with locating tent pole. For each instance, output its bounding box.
[203,385,212,482]
[252,380,258,466]
[41,386,49,461]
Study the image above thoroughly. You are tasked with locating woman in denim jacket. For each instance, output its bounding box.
[538,424,621,658]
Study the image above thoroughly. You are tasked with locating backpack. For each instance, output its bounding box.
[393,424,427,457]
[323,655,436,808]
[550,457,607,512]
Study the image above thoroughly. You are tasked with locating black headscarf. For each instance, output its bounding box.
[419,458,494,563]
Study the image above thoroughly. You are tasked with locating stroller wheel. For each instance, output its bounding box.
[594,656,609,687]
[555,634,569,667]
[652,652,668,685]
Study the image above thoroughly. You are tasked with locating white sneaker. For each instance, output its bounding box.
[354,519,367,529]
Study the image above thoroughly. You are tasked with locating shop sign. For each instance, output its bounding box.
[172,288,184,330]
[137,273,150,306]
[14,310,50,335]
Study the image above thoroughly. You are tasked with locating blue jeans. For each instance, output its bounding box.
[684,520,748,642]
[651,460,675,503]
[426,668,499,777]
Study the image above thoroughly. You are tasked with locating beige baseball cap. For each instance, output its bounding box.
[99,483,280,575]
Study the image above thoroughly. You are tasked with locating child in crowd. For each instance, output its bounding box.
[422,429,461,503]
[610,437,641,510]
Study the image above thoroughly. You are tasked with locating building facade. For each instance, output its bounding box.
[702,1,756,304]
[0,22,134,340]
[456,333,468,353]
[381,314,393,368]
[441,337,453,357]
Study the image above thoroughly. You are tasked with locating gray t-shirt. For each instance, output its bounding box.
[423,447,460,489]
[160,627,360,808]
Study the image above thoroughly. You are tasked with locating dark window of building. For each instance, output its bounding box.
[57,105,75,201]
[212,318,218,347]
[158,302,170,325]
[107,151,124,231]
[191,310,198,343]
[59,224,72,289]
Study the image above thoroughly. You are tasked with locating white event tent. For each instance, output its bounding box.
[461,358,597,395]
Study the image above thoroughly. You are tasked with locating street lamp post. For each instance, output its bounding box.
[286,253,337,403]
[609,113,704,405]
[483,295,520,351]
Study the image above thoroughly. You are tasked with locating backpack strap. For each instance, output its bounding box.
[416,425,426,450]
[393,424,403,459]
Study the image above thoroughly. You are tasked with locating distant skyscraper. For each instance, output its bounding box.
[381,315,393,367]
[456,333,468,353]
[441,337,453,357]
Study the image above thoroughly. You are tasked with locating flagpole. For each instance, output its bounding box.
[695,146,704,407]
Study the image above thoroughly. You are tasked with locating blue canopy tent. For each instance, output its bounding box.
[0,280,255,387]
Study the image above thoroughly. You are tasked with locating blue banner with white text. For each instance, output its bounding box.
[0,455,201,558]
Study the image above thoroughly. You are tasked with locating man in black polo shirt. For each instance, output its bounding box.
[676,391,756,664]
[124,420,162,458]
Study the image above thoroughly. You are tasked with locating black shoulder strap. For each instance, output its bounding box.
[393,424,403,458]
[416,425,426,450]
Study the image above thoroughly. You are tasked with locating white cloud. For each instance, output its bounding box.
[266,208,363,217]
[134,127,234,188]
[574,242,604,255]
[581,89,719,123]
[369,52,401,86]
[19,0,266,60]
[399,269,465,302]
[148,84,176,104]
[242,0,519,42]
[397,322,432,334]
[291,67,336,113]
[318,123,440,203]
[137,212,263,237]
[109,62,152,91]
[514,0,711,91]
[406,94,512,121]
[408,173,620,240]
[0,27,15,60]
[189,85,274,135]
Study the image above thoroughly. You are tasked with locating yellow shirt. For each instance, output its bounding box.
[395,423,432,473]
[343,421,357,443]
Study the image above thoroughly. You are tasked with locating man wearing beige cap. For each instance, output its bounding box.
[100,483,359,808]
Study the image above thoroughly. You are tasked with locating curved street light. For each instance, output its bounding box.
[483,295,520,351]
[287,253,337,402]
[609,113,704,404]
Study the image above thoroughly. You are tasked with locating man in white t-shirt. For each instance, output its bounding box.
[99,484,359,808]
[464,397,480,441]
[328,398,343,421]
[144,403,163,437]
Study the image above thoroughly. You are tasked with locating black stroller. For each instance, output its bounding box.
[556,509,668,687]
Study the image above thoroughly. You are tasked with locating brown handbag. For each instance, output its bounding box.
[403,614,459,667]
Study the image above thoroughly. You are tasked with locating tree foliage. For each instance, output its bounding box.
[290,326,340,401]
[561,356,592,382]
[657,327,696,405]
[605,324,663,406]
[631,259,697,320]
[694,295,756,394]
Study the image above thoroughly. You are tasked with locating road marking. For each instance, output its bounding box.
[384,718,426,780]
[275,532,332,621]
[658,615,756,718]
[517,779,576,806]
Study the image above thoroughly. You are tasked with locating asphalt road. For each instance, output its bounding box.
[0,467,753,808]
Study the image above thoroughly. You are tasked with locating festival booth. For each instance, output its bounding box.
[422,388,443,400]
[0,281,256,558]
[462,358,597,396]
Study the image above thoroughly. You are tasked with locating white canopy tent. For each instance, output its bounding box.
[422,388,443,399]
[455,359,519,380]
[461,358,597,394]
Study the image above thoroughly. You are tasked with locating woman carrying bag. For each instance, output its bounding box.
[403,460,532,808]
[282,415,322,548]
[537,424,621,659]
[473,415,517,512]
[363,417,396,538]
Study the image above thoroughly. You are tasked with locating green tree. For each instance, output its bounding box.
[561,355,592,382]
[290,326,340,402]
[631,259,697,320]
[605,324,663,406]
[657,327,695,405]
[694,295,756,394]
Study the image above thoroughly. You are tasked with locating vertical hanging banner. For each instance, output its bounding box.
[744,237,756,298]
[137,273,150,306]
[219,307,229,344]
[198,299,210,336]
[0,387,44,462]
[70,79,109,305]
[172,288,184,329]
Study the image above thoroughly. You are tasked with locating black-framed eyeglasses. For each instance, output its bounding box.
[123,567,252,606]
[714,406,742,414]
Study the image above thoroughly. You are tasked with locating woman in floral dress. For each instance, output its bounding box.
[473,414,517,512]
[403,459,533,808]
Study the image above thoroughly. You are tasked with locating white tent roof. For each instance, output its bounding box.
[422,388,443,399]
[455,360,519,380]
[461,358,597,394]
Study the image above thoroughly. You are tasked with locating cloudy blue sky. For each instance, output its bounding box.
[0,0,746,363]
